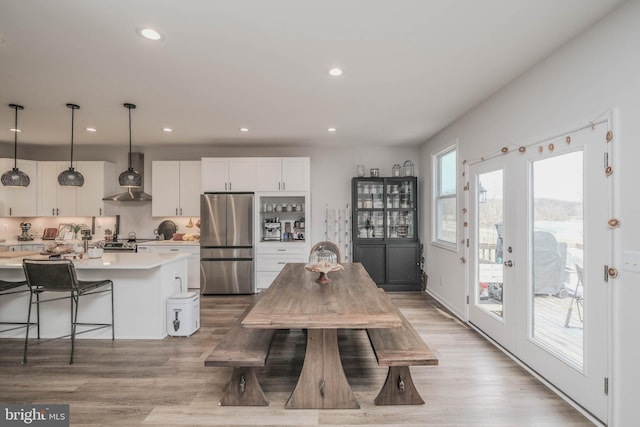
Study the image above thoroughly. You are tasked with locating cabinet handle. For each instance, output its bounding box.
[176,208,179,215]
[52,208,55,216]
[277,262,286,264]
[229,182,232,191]
[99,208,102,216]
[277,249,286,252]
[170,248,179,251]
[225,182,227,191]
[278,182,281,190]
[9,208,11,216]
[56,208,59,216]
[282,182,285,191]
[180,208,183,216]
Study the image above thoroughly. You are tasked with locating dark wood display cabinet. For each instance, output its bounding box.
[352,176,421,291]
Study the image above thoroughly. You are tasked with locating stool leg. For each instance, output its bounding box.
[111,283,115,340]
[70,292,79,364]
[36,292,40,339]
[22,291,33,364]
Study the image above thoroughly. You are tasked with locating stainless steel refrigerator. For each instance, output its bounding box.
[200,193,254,294]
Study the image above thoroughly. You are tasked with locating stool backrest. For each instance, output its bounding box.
[22,259,79,292]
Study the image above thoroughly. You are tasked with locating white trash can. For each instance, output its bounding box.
[166,291,200,336]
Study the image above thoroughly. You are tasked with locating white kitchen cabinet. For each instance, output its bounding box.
[151,161,201,217]
[255,157,310,192]
[201,158,256,192]
[137,243,201,290]
[0,158,38,217]
[37,161,115,217]
[37,161,77,216]
[76,161,116,216]
[255,243,309,291]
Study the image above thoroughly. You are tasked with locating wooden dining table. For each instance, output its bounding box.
[242,262,403,409]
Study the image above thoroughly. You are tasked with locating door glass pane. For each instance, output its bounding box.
[531,151,583,369]
[476,170,504,318]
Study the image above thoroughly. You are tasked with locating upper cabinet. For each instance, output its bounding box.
[37,161,77,216]
[201,158,256,192]
[0,158,38,217]
[152,160,201,217]
[256,157,310,192]
[75,161,116,216]
[37,161,115,217]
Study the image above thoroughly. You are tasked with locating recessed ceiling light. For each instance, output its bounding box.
[239,127,249,132]
[85,127,97,132]
[327,127,337,132]
[328,68,343,77]
[137,27,163,41]
[162,127,173,132]
[9,128,21,132]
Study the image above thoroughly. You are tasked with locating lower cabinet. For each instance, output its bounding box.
[354,242,421,291]
[256,243,309,291]
[137,244,201,290]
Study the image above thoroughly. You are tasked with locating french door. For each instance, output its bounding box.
[468,156,517,352]
[468,122,610,423]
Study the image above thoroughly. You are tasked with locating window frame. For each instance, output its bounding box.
[432,142,458,251]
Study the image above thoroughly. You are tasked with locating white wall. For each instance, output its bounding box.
[419,1,639,424]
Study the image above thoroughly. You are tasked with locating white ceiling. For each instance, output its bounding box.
[0,0,625,148]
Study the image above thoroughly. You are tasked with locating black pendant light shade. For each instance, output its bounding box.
[118,103,142,188]
[1,104,30,187]
[58,103,85,186]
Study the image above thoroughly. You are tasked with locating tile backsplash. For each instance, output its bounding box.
[0,216,117,241]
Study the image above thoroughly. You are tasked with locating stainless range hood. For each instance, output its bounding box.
[103,152,152,202]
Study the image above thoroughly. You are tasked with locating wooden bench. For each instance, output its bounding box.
[204,302,277,406]
[366,308,438,405]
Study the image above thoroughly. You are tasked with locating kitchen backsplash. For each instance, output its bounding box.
[0,216,118,241]
[0,214,198,242]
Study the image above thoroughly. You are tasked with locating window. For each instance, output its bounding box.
[433,144,457,248]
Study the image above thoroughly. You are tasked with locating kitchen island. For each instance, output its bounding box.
[0,252,189,339]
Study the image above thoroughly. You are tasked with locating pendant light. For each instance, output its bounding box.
[57,103,85,186]
[1,104,30,187]
[118,103,142,188]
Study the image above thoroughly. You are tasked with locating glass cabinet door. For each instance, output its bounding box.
[354,177,417,241]
[355,179,384,239]
[385,179,415,239]
[356,211,384,239]
[355,180,384,209]
[386,179,415,209]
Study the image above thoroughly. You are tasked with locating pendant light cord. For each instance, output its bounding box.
[124,103,136,171]
[70,106,75,167]
[128,105,133,170]
[12,105,18,170]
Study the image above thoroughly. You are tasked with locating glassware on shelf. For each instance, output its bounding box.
[392,163,402,177]
[357,165,365,177]
[370,168,379,177]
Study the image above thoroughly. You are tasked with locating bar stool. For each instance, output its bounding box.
[0,279,38,336]
[22,259,114,364]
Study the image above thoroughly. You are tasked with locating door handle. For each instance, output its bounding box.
[503,260,513,267]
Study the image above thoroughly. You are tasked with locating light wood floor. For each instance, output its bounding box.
[0,292,593,426]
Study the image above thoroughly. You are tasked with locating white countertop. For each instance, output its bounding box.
[0,252,189,269]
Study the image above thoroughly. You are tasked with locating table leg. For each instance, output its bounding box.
[285,329,359,409]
